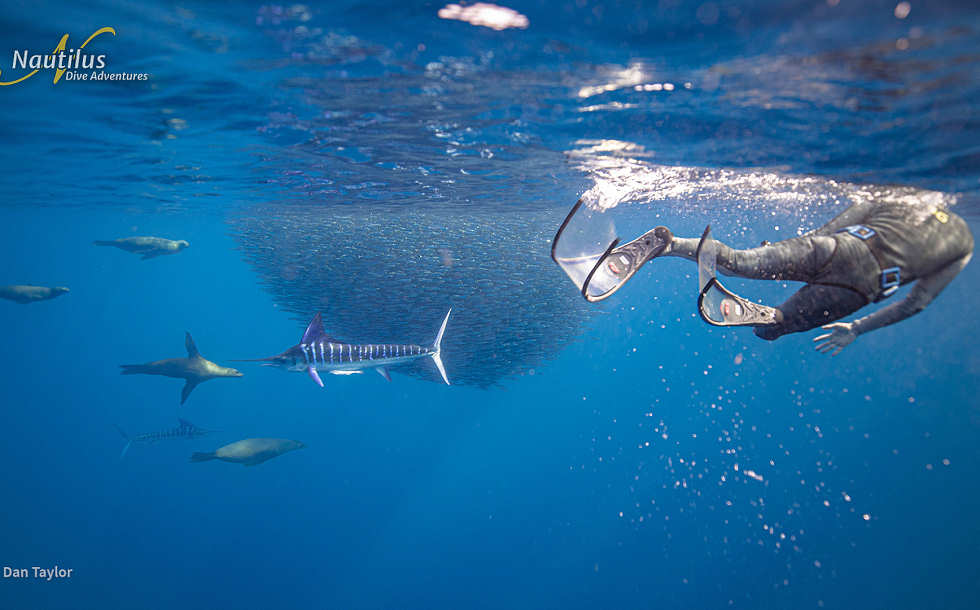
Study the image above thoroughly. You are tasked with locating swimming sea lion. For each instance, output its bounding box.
[0,285,70,304]
[120,332,243,404]
[190,438,306,466]
[94,236,190,260]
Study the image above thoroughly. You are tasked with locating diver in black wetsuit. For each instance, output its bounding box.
[614,198,973,354]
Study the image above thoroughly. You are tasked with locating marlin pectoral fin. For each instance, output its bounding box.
[377,367,392,382]
[308,366,324,388]
[180,380,200,405]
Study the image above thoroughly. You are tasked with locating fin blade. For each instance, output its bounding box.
[696,225,716,294]
[308,365,324,387]
[184,332,200,358]
[119,441,132,460]
[377,367,392,382]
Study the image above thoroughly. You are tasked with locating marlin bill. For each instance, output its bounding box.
[237,309,452,387]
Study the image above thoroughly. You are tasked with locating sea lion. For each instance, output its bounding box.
[0,285,70,304]
[120,332,243,404]
[94,236,190,259]
[190,438,306,466]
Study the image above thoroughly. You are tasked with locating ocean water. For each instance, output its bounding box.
[1,1,979,609]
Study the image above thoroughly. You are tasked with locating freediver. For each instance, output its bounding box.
[561,198,973,355]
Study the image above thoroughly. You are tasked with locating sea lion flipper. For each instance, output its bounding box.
[180,379,199,405]
[184,332,199,358]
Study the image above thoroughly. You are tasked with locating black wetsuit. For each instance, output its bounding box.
[711,200,974,340]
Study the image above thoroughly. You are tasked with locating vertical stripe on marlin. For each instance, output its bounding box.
[329,342,334,364]
[301,344,310,364]
[319,342,325,365]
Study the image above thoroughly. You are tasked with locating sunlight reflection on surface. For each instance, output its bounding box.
[437,3,529,31]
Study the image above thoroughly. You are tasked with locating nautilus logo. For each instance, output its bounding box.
[0,27,149,86]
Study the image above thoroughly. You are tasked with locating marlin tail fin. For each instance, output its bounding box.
[430,308,451,385]
[114,425,131,459]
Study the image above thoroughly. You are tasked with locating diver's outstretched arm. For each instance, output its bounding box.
[813,252,972,355]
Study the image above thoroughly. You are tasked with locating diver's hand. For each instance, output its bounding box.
[813,322,856,356]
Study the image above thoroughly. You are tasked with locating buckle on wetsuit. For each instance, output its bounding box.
[837,224,876,240]
[880,266,901,297]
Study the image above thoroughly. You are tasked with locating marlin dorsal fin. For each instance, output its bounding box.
[185,332,200,358]
[301,313,328,344]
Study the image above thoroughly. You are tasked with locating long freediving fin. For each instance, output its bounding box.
[430,308,451,385]
[696,226,782,327]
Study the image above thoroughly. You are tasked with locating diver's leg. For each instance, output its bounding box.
[754,284,867,340]
[665,234,836,282]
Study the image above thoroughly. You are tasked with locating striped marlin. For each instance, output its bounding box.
[237,309,452,386]
[115,418,213,459]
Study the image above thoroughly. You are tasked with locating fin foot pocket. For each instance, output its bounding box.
[697,226,781,327]
[581,226,673,302]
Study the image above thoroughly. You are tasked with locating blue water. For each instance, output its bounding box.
[1,1,979,608]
